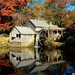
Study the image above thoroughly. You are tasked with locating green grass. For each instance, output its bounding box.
[30,43,34,46]
[54,42,65,47]
[0,42,9,45]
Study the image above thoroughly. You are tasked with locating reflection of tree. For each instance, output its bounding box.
[60,36,75,62]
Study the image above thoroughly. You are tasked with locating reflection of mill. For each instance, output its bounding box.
[9,48,50,73]
[9,47,65,73]
[38,48,64,63]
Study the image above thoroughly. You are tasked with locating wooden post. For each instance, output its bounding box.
[48,30,50,39]
[51,30,54,41]
[57,30,58,33]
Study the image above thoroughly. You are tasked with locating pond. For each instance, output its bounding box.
[0,47,75,75]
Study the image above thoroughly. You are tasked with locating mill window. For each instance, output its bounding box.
[16,34,21,38]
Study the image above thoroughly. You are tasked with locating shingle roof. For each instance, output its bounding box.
[15,26,35,34]
[29,19,65,30]
[49,25,59,28]
[29,19,50,28]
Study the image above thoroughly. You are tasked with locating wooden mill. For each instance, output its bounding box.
[9,19,65,47]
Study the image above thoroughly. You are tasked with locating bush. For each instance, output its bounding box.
[44,38,56,50]
[65,36,75,50]
[65,36,75,46]
[3,34,9,37]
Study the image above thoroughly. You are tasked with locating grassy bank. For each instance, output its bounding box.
[0,37,9,42]
[0,37,9,48]
[54,42,65,47]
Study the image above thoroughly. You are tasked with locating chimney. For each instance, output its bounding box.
[50,22,52,25]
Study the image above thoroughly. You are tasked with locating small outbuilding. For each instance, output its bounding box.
[9,26,36,47]
[9,26,35,42]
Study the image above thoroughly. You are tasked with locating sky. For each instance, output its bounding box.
[0,0,75,11]
[66,2,75,11]
[27,0,75,11]
[27,0,45,8]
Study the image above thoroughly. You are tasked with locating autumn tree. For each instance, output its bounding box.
[0,0,30,33]
[42,0,69,26]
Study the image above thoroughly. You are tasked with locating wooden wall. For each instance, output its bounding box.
[21,34,34,42]
[10,27,20,42]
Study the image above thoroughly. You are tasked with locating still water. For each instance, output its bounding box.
[0,47,75,75]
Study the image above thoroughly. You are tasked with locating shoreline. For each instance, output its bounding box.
[0,45,34,48]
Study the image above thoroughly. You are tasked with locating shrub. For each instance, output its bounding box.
[44,38,56,50]
[65,36,75,47]
[3,34,9,37]
[64,36,75,51]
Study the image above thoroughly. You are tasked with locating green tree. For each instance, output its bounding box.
[42,0,69,26]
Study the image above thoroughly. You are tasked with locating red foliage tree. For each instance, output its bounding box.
[0,0,30,32]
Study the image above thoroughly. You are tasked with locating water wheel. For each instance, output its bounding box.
[39,29,48,45]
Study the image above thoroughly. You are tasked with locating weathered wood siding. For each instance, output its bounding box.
[36,27,42,31]
[25,21,36,31]
[10,26,35,43]
[21,34,34,42]
[10,27,20,42]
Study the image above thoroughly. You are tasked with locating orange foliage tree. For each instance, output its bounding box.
[0,0,30,32]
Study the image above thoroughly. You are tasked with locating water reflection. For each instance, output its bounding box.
[10,48,34,61]
[9,47,65,74]
[35,48,39,60]
[37,48,64,63]
[9,47,64,62]
[0,47,74,75]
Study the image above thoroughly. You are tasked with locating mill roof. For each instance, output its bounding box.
[29,19,50,28]
[49,25,65,30]
[15,26,35,34]
[29,19,65,30]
